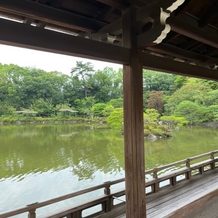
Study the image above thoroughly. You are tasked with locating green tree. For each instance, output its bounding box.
[107,98,123,108]
[143,70,177,94]
[71,61,94,98]
[144,109,160,122]
[74,97,96,115]
[164,83,211,115]
[91,103,107,117]
[107,108,123,131]
[174,75,187,89]
[174,101,206,124]
[160,115,188,128]
[102,105,114,117]
[30,98,54,117]
[91,67,123,103]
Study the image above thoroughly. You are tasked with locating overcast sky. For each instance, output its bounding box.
[0,44,122,75]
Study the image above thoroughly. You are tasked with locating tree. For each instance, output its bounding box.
[143,70,177,94]
[91,103,107,117]
[160,115,188,128]
[164,83,211,115]
[106,108,123,131]
[144,109,160,122]
[107,98,123,108]
[30,98,54,117]
[71,61,94,98]
[91,67,123,103]
[102,105,114,117]
[147,91,165,113]
[74,97,96,115]
[206,105,218,121]
[174,101,206,124]
[174,75,187,89]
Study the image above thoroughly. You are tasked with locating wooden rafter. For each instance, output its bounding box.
[0,0,106,32]
[174,0,192,16]
[180,39,200,50]
[142,53,218,81]
[168,17,218,49]
[0,1,218,80]
[199,3,218,28]
[95,0,128,10]
[147,43,208,63]
[0,18,129,64]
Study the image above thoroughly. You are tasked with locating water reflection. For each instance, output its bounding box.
[1,125,218,214]
[0,125,124,181]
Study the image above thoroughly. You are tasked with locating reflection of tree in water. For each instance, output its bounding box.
[68,129,124,180]
[0,125,125,181]
[2,125,217,181]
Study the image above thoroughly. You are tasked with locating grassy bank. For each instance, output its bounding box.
[0,115,107,125]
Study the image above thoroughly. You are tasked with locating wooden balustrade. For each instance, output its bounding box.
[1,150,218,218]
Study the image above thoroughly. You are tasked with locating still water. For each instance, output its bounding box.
[0,124,218,216]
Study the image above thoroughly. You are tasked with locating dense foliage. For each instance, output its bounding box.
[1,61,218,125]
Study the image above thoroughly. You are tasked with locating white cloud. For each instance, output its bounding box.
[0,44,122,75]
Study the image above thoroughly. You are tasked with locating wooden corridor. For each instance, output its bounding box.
[1,150,218,218]
[118,168,218,218]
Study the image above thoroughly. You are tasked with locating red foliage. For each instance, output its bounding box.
[147,91,165,113]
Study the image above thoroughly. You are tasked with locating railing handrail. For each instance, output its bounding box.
[1,150,218,218]
[0,180,125,217]
[145,150,218,175]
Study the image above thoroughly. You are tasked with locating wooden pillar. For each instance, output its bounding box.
[122,6,146,218]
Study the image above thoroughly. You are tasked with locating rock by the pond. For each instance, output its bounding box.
[147,134,158,140]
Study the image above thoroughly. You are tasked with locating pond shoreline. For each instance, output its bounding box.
[0,117,107,125]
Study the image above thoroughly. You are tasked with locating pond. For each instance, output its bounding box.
[0,124,218,216]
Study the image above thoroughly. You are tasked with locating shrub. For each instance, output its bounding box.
[144,129,151,136]
[151,128,165,136]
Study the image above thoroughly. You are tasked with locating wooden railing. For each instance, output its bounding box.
[1,150,218,218]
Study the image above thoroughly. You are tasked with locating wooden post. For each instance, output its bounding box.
[153,169,159,193]
[28,210,36,218]
[186,158,191,180]
[210,152,215,170]
[122,6,146,218]
[104,182,112,212]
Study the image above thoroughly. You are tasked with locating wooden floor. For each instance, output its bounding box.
[117,169,218,218]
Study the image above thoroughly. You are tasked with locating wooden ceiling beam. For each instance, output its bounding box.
[168,17,218,49]
[98,18,122,35]
[180,39,199,50]
[95,0,128,10]
[128,0,155,7]
[0,0,106,32]
[142,53,218,81]
[147,43,208,63]
[174,0,192,16]
[95,5,113,20]
[97,0,160,35]
[199,3,218,28]
[1,16,217,81]
[0,18,129,64]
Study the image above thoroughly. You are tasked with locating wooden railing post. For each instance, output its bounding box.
[153,169,159,193]
[186,158,191,180]
[28,209,36,218]
[210,152,215,170]
[71,211,82,218]
[171,176,177,186]
[104,182,112,212]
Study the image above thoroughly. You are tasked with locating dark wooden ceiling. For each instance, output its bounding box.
[0,0,218,77]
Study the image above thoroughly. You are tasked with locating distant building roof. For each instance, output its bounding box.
[14,110,38,114]
[59,109,78,113]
